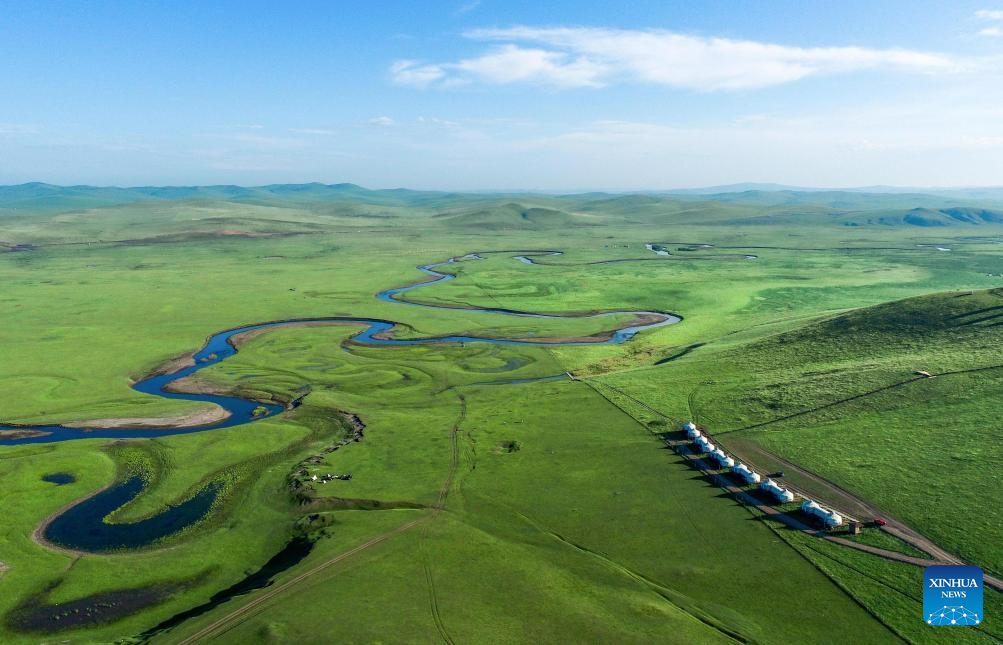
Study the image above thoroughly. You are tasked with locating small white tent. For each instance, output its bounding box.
[710,449,735,468]
[732,463,761,485]
[801,500,843,527]
[760,479,795,503]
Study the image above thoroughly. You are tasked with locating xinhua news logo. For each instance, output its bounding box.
[924,565,983,626]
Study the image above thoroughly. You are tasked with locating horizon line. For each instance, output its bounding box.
[3,180,1003,195]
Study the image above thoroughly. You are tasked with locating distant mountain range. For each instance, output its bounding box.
[0,182,472,212]
[3,181,1003,227]
[662,183,1003,200]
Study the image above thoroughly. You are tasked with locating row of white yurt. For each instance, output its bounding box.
[682,424,843,528]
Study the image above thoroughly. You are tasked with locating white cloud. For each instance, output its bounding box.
[368,116,397,126]
[453,44,605,87]
[392,26,959,91]
[456,0,480,14]
[392,46,606,88]
[980,26,1003,37]
[976,9,1003,20]
[391,60,447,87]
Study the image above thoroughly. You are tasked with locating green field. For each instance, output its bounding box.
[1,184,1002,643]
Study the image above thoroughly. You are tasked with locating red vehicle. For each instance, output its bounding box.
[873,518,888,527]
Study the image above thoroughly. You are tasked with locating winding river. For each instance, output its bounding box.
[0,252,679,446]
[43,476,221,552]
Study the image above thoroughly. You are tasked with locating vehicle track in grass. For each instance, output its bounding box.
[794,540,1003,644]
[172,395,467,644]
[500,502,752,643]
[583,379,1003,593]
[679,438,1003,593]
[1,249,678,640]
[420,393,464,645]
[172,514,430,645]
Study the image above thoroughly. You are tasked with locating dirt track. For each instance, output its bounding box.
[172,396,466,645]
[419,393,464,645]
[672,441,1003,593]
[585,379,1003,593]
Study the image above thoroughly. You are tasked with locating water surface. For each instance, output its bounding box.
[0,252,679,445]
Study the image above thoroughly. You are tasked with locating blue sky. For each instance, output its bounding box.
[2,0,1003,189]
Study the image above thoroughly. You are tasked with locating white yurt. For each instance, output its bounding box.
[761,479,795,503]
[800,500,844,527]
[824,511,844,527]
[732,463,761,485]
[710,449,735,468]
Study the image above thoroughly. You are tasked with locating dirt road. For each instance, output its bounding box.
[173,395,467,645]
[672,441,1003,593]
[587,378,1003,593]
[173,516,430,645]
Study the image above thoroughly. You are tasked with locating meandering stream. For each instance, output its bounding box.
[43,476,221,552]
[3,250,680,557]
[0,252,679,446]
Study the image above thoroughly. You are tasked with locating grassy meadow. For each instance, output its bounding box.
[1,185,1002,643]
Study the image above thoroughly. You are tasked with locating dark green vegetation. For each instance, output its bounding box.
[1,183,1002,643]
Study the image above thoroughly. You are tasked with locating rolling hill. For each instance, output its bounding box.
[431,202,599,229]
[5,183,1003,233]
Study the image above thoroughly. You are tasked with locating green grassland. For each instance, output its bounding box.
[1,186,1002,643]
[602,290,1003,577]
[154,377,893,645]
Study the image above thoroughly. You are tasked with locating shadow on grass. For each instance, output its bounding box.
[6,571,210,634]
